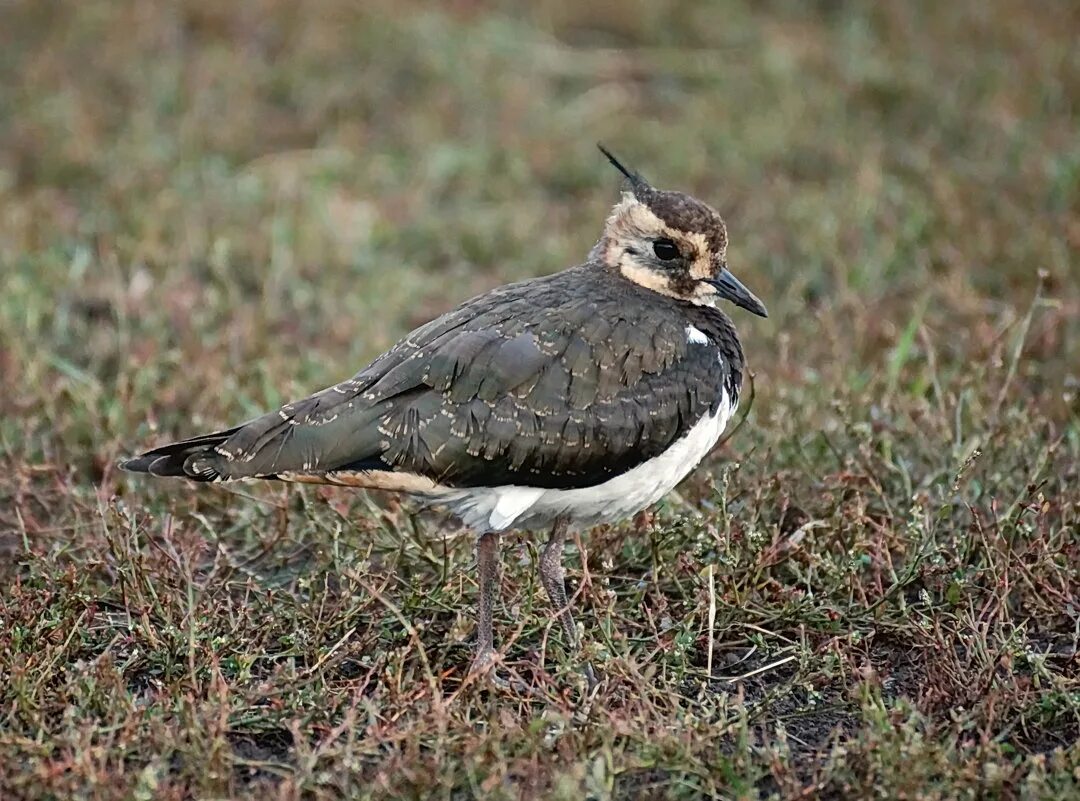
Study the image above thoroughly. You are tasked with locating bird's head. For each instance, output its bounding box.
[592,145,768,318]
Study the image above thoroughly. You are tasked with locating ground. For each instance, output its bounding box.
[1,1,1078,799]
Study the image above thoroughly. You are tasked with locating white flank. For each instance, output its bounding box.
[488,487,545,529]
[439,388,737,532]
[686,325,709,345]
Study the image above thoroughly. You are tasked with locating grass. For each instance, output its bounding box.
[1,1,1078,798]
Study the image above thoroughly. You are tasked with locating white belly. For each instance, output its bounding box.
[437,389,736,531]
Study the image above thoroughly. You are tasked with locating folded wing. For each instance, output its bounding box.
[121,269,741,490]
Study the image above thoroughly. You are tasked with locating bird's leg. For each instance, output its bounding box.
[539,517,574,648]
[539,516,598,689]
[468,531,501,677]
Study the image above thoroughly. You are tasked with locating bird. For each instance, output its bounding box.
[119,145,768,686]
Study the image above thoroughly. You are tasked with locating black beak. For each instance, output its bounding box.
[705,268,768,318]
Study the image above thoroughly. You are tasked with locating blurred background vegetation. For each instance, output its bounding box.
[0,1,1077,799]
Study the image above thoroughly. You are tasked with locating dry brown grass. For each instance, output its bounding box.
[1,1,1077,798]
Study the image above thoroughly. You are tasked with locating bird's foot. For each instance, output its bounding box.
[467,647,513,691]
[467,648,542,695]
[468,646,500,677]
[583,661,600,694]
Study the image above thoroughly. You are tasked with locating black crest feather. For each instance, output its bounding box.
[597,143,651,195]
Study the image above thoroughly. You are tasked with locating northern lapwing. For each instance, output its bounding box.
[120,146,768,686]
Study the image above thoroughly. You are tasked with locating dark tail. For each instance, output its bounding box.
[118,426,243,480]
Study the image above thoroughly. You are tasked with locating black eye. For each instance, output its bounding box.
[653,238,680,261]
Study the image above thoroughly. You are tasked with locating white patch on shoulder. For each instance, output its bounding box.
[686,325,709,345]
[436,388,738,532]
